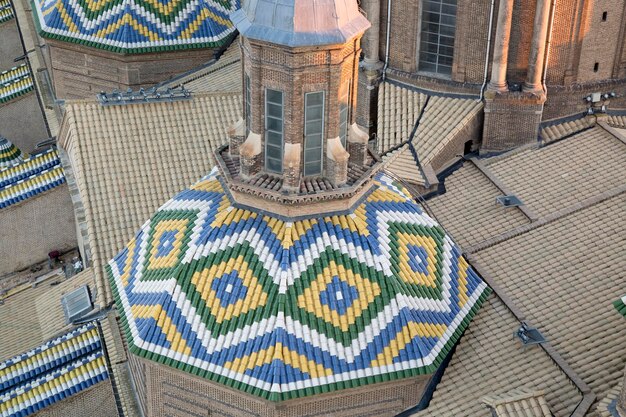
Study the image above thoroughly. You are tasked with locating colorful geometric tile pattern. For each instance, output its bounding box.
[32,0,239,53]
[0,0,14,24]
[0,148,66,209]
[0,65,33,105]
[613,296,626,318]
[108,168,491,401]
[0,323,109,417]
[0,137,23,168]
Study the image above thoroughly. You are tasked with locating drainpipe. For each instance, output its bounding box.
[541,0,556,97]
[382,0,393,80]
[479,0,497,100]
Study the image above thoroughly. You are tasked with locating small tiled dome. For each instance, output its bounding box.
[0,136,23,168]
[33,0,240,53]
[230,0,371,47]
[108,167,490,401]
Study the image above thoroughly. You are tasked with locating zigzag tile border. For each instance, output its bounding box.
[0,323,109,417]
[0,149,66,209]
[0,1,14,24]
[108,167,491,401]
[0,138,22,168]
[32,0,239,53]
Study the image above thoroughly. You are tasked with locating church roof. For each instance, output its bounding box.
[107,167,490,401]
[0,322,109,417]
[0,136,23,168]
[230,0,370,47]
[32,0,239,53]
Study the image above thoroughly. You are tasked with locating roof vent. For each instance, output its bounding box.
[61,285,92,323]
[496,195,523,207]
[515,322,546,346]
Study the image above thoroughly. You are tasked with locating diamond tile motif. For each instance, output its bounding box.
[32,0,239,53]
[108,168,490,401]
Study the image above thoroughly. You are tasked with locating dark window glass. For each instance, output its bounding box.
[304,92,324,176]
[265,89,283,173]
[418,0,457,76]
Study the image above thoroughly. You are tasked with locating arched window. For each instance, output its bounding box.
[419,0,457,76]
[265,89,284,173]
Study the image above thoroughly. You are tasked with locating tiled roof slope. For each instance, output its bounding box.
[411,96,482,166]
[167,40,242,93]
[377,81,483,186]
[32,0,239,53]
[0,137,23,167]
[413,294,582,417]
[420,126,626,415]
[107,168,490,401]
[0,0,13,23]
[474,192,626,412]
[482,389,553,417]
[606,114,626,128]
[376,82,427,154]
[0,64,33,104]
[0,322,109,417]
[540,117,594,143]
[0,148,66,209]
[0,270,95,366]
[425,163,529,249]
[485,127,626,217]
[59,93,241,307]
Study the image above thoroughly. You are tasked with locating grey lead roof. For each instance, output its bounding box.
[231,0,371,47]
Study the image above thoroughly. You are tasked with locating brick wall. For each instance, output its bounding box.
[32,381,118,417]
[141,357,429,417]
[47,41,221,99]
[577,0,626,83]
[482,91,544,152]
[506,0,536,83]
[0,184,77,275]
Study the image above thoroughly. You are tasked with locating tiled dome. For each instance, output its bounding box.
[0,136,23,168]
[108,168,490,401]
[33,0,239,53]
[230,0,371,47]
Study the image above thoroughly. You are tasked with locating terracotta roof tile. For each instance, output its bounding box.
[411,96,483,166]
[482,388,553,417]
[375,82,427,154]
[540,117,595,143]
[425,163,529,249]
[413,294,582,417]
[169,42,242,93]
[472,193,626,410]
[60,93,241,307]
[485,127,626,218]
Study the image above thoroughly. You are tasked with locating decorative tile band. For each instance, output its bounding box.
[0,138,22,168]
[0,149,59,188]
[0,149,66,209]
[0,1,13,24]
[108,167,490,401]
[0,65,28,86]
[0,75,33,104]
[33,0,239,53]
[0,323,109,417]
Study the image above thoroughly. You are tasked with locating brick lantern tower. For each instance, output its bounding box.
[105,2,491,416]
[229,0,372,192]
